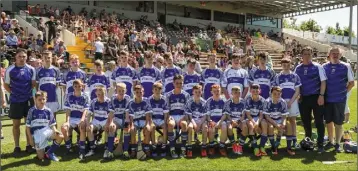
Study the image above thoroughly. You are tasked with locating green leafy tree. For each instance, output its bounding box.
[283,18,300,30]
[299,19,322,32]
[343,26,356,37]
[326,26,336,34]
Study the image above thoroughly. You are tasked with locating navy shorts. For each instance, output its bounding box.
[324,102,345,125]
[9,98,34,120]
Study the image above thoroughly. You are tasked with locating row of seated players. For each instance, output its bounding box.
[27,75,295,162]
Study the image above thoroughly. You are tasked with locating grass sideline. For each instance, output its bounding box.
[0,88,357,170]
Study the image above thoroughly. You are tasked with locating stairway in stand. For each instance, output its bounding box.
[66,37,94,73]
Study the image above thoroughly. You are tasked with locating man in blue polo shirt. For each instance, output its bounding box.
[4,49,37,154]
[323,47,354,152]
[294,46,326,153]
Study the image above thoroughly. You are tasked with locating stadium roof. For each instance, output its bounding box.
[228,0,355,17]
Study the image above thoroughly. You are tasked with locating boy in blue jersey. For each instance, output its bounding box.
[245,84,266,156]
[108,83,131,158]
[111,51,139,96]
[165,74,191,158]
[185,85,207,157]
[26,91,63,161]
[323,47,355,152]
[36,51,61,118]
[222,53,249,99]
[219,86,246,155]
[147,82,169,157]
[60,79,90,161]
[206,84,226,156]
[61,55,87,95]
[183,59,201,96]
[273,58,301,152]
[248,52,275,99]
[126,85,154,158]
[87,60,110,100]
[200,54,223,99]
[85,86,112,158]
[263,86,290,155]
[138,51,161,98]
[161,53,182,93]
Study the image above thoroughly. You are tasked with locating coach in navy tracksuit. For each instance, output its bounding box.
[323,47,354,152]
[4,49,36,154]
[294,46,326,153]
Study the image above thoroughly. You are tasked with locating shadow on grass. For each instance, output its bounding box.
[301,151,337,164]
[1,156,51,170]
[2,151,33,159]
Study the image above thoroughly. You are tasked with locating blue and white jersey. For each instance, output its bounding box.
[223,98,246,120]
[64,92,90,119]
[165,90,190,116]
[109,94,131,119]
[126,98,152,121]
[244,95,265,118]
[89,97,111,121]
[323,62,354,103]
[147,95,169,120]
[248,67,275,99]
[185,97,207,120]
[294,62,327,96]
[36,66,61,103]
[263,98,288,120]
[138,66,161,97]
[87,74,110,100]
[61,68,87,94]
[205,97,226,122]
[222,67,249,97]
[5,64,36,103]
[200,67,223,99]
[111,65,138,96]
[161,66,182,93]
[26,106,56,134]
[183,72,201,96]
[273,71,301,100]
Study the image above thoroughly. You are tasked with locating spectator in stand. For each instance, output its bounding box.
[6,30,18,49]
[34,4,41,16]
[1,18,11,33]
[94,37,104,60]
[157,38,167,53]
[41,4,48,16]
[45,16,58,44]
[226,41,234,60]
[54,40,66,54]
[0,39,8,57]
[55,7,60,19]
[36,34,45,52]
[245,33,252,52]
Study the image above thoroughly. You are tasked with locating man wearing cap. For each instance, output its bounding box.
[4,49,36,154]
[294,46,326,153]
[94,37,104,60]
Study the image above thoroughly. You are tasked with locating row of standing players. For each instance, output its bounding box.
[8,47,354,162]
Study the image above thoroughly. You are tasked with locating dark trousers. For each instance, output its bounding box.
[48,29,56,44]
[299,94,325,147]
[95,52,103,60]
